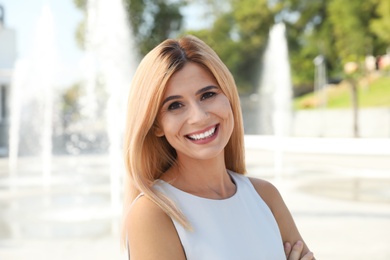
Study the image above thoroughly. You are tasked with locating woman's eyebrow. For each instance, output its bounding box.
[162,85,218,106]
[162,95,182,106]
[195,85,218,95]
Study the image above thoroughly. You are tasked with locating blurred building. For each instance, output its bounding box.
[0,5,16,156]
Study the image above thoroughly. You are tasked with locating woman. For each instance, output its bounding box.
[122,35,314,260]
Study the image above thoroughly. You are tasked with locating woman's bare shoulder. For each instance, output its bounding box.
[126,195,167,224]
[125,196,185,259]
[248,177,281,207]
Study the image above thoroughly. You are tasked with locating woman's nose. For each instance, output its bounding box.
[187,102,209,124]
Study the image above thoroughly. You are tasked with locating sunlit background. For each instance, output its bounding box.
[0,0,389,259]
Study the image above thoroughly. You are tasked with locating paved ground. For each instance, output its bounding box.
[246,149,390,260]
[0,148,389,259]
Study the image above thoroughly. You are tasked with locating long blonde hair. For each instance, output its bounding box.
[122,35,246,245]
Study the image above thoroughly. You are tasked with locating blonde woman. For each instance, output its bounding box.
[122,35,314,260]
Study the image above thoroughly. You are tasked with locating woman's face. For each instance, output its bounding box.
[156,62,234,162]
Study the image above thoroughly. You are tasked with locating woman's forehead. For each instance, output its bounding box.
[164,63,218,94]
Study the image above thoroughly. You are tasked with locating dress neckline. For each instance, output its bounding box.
[156,170,240,202]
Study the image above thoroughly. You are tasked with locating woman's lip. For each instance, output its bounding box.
[186,124,219,144]
[185,124,218,136]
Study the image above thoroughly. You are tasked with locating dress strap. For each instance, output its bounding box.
[127,235,130,260]
[132,193,144,206]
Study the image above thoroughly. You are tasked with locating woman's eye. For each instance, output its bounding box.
[201,92,216,100]
[168,102,183,110]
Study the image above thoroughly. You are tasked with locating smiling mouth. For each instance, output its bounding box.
[186,125,218,141]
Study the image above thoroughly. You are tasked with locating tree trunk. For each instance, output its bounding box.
[349,79,359,138]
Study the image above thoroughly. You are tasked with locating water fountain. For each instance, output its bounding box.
[3,0,138,241]
[8,5,57,185]
[82,0,138,219]
[258,23,293,178]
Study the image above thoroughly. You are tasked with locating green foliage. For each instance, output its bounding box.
[61,83,82,127]
[294,76,390,109]
[123,0,184,55]
[328,0,373,64]
[73,0,184,55]
[282,0,333,88]
[73,0,87,10]
[185,0,275,93]
[75,19,86,50]
[73,0,87,50]
[231,0,275,91]
[279,0,390,92]
[71,0,390,95]
[370,0,390,44]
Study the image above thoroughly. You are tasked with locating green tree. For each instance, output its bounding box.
[277,0,388,90]
[370,0,390,50]
[327,0,378,137]
[73,0,390,97]
[328,0,375,63]
[187,0,275,93]
[73,0,87,49]
[73,0,184,55]
[124,0,184,55]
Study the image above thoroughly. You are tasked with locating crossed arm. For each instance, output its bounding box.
[249,177,315,260]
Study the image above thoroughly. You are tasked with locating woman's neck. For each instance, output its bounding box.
[162,155,236,199]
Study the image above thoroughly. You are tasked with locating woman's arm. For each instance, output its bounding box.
[249,177,313,258]
[125,196,186,260]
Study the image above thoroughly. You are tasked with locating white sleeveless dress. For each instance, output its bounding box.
[153,170,286,260]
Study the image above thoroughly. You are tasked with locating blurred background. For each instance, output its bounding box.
[0,0,389,259]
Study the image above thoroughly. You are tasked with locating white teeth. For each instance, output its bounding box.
[188,126,216,140]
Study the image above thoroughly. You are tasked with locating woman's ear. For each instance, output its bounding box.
[153,122,164,137]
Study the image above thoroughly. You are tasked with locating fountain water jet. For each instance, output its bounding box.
[258,23,293,178]
[82,0,138,226]
[8,5,58,185]
[1,0,139,243]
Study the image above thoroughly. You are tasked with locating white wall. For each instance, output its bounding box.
[292,108,390,138]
